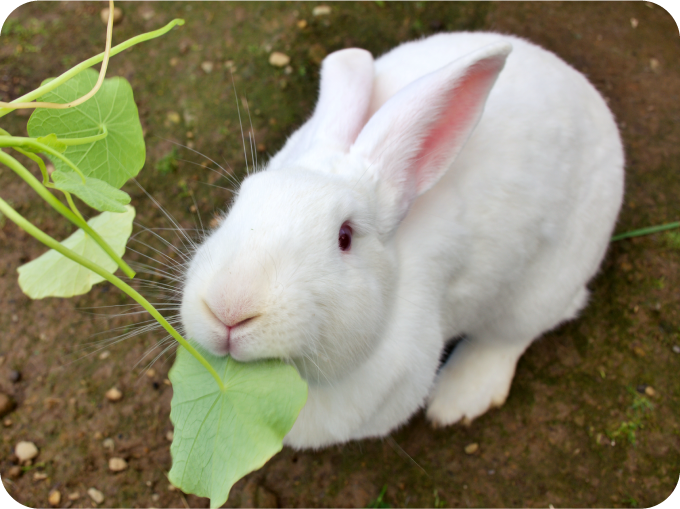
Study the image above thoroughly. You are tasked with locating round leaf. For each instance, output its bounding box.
[17,206,135,299]
[168,346,308,508]
[27,68,145,189]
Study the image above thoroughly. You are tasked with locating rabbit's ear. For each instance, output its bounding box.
[311,48,375,149]
[280,49,375,162]
[352,42,512,232]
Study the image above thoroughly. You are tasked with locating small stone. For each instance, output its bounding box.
[464,442,479,454]
[168,483,177,492]
[105,387,123,401]
[312,5,331,16]
[269,52,290,67]
[33,471,48,481]
[650,58,660,73]
[8,465,22,478]
[673,345,680,354]
[257,143,266,153]
[103,438,115,451]
[166,430,174,442]
[68,491,80,501]
[297,19,307,29]
[284,65,293,75]
[645,386,656,397]
[98,350,111,360]
[93,431,103,440]
[0,393,16,417]
[170,57,179,67]
[9,370,21,383]
[633,346,646,357]
[100,7,123,25]
[166,111,181,124]
[11,314,19,322]
[15,441,39,462]
[109,457,128,472]
[39,333,48,341]
[152,493,160,502]
[88,488,105,504]
[201,61,214,73]
[630,17,639,28]
[4,418,13,427]
[46,163,55,175]
[139,7,155,21]
[48,490,61,506]
[146,368,157,378]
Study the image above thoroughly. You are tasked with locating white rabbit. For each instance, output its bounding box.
[180,32,624,449]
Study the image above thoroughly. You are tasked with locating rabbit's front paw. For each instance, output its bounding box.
[426,339,525,427]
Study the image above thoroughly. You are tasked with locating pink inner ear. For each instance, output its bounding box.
[414,61,501,192]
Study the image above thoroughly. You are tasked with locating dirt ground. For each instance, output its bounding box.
[1,2,679,508]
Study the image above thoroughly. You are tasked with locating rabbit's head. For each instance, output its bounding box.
[181,42,511,383]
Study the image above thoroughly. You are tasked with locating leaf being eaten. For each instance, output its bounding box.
[168,346,308,508]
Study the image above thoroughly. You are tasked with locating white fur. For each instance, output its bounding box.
[181,32,624,448]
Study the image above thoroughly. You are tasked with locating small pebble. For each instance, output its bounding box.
[201,61,214,73]
[269,52,290,67]
[650,58,660,73]
[105,387,123,402]
[98,350,111,360]
[673,345,680,354]
[100,7,123,25]
[168,483,177,492]
[15,441,39,462]
[4,418,13,427]
[11,314,19,322]
[166,430,174,442]
[9,370,21,383]
[146,368,157,378]
[8,465,22,478]
[312,5,331,16]
[48,490,61,506]
[464,442,479,454]
[152,493,160,502]
[109,457,128,472]
[630,17,639,28]
[645,386,656,397]
[103,438,115,451]
[33,471,48,481]
[88,488,105,504]
[139,7,155,21]
[0,392,16,417]
[633,346,645,357]
[297,19,307,29]
[166,111,181,124]
[68,491,80,501]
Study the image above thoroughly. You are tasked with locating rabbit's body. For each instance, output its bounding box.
[181,32,623,449]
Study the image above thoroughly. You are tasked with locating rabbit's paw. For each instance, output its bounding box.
[426,339,525,427]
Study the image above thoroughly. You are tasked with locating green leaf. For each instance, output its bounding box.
[36,133,67,153]
[168,346,308,508]
[27,68,145,189]
[52,170,131,213]
[17,206,135,298]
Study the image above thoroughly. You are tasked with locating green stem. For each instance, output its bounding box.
[0,150,135,278]
[0,197,225,392]
[0,136,87,182]
[0,19,185,119]
[611,222,680,242]
[59,125,108,146]
[12,147,50,184]
[64,191,86,222]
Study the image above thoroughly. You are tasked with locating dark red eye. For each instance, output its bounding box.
[338,222,352,251]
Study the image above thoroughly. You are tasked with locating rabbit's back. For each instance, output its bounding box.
[376,32,624,339]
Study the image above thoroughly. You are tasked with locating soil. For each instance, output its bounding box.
[1,2,679,508]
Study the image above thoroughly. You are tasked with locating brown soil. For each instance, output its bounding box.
[1,2,679,508]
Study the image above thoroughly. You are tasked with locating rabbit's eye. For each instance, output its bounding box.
[339,222,352,251]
